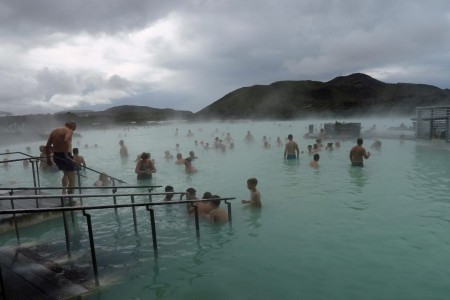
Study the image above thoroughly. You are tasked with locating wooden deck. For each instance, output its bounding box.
[0,190,71,233]
[0,245,95,299]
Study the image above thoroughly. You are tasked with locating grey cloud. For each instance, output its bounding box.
[0,0,183,37]
[36,68,78,100]
[1,0,450,115]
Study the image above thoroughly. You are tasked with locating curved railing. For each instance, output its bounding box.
[0,192,235,288]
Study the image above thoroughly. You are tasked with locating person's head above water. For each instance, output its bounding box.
[65,121,76,131]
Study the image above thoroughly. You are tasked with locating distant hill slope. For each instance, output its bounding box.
[194,73,450,119]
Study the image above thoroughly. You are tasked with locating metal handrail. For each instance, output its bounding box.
[0,192,186,201]
[0,151,128,185]
[0,195,235,287]
[0,185,163,194]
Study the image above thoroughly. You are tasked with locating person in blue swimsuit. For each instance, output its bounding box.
[284,134,299,160]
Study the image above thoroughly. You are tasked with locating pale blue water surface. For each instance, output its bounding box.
[1,118,450,300]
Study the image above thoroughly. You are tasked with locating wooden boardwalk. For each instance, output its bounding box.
[0,191,97,299]
[0,190,70,233]
[0,245,95,299]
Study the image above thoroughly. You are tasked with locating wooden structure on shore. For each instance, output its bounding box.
[415,106,450,142]
[306,122,361,139]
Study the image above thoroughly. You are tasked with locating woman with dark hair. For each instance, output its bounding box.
[135,152,156,179]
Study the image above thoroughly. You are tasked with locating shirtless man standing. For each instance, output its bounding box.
[349,138,371,167]
[284,134,300,160]
[45,121,77,194]
[119,140,128,157]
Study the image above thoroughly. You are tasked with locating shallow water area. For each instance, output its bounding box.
[1,118,450,299]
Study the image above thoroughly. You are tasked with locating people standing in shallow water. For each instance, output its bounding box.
[188,151,198,160]
[186,187,211,216]
[72,148,86,171]
[135,152,156,179]
[119,140,128,157]
[175,153,185,165]
[349,138,371,167]
[371,139,382,150]
[276,137,283,147]
[164,150,174,160]
[309,154,320,168]
[242,177,262,208]
[95,173,110,187]
[163,185,174,201]
[184,158,197,173]
[45,120,77,194]
[207,195,229,223]
[39,145,56,171]
[284,134,299,160]
[244,130,255,144]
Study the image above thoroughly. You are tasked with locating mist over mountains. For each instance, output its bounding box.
[1,73,450,133]
[194,73,450,119]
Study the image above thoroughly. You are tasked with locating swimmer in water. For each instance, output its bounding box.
[349,138,371,167]
[284,134,299,160]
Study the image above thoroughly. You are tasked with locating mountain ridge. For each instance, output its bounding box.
[194,73,450,119]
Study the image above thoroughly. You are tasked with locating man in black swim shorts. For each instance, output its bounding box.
[45,121,77,194]
[53,152,76,172]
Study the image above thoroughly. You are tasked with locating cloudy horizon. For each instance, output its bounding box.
[1,0,449,115]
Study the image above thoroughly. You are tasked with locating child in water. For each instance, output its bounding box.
[184,158,197,173]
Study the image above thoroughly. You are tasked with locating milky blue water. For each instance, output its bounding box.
[1,118,450,300]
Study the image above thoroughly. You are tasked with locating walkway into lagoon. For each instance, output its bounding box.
[0,152,236,299]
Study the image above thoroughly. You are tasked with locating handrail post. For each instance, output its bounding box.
[82,210,100,287]
[10,199,20,246]
[35,159,41,188]
[225,200,232,226]
[30,161,39,208]
[131,195,138,235]
[76,168,82,194]
[0,264,6,300]
[146,205,158,258]
[112,188,118,215]
[61,197,72,259]
[147,188,153,202]
[194,204,200,239]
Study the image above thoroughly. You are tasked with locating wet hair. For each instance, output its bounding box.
[165,185,174,192]
[313,154,320,161]
[73,148,79,155]
[186,187,196,194]
[357,138,363,145]
[140,152,150,160]
[202,192,212,199]
[247,178,258,186]
[210,195,221,207]
[65,121,76,128]
[288,134,293,140]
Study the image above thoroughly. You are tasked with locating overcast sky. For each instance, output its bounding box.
[1,0,449,115]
